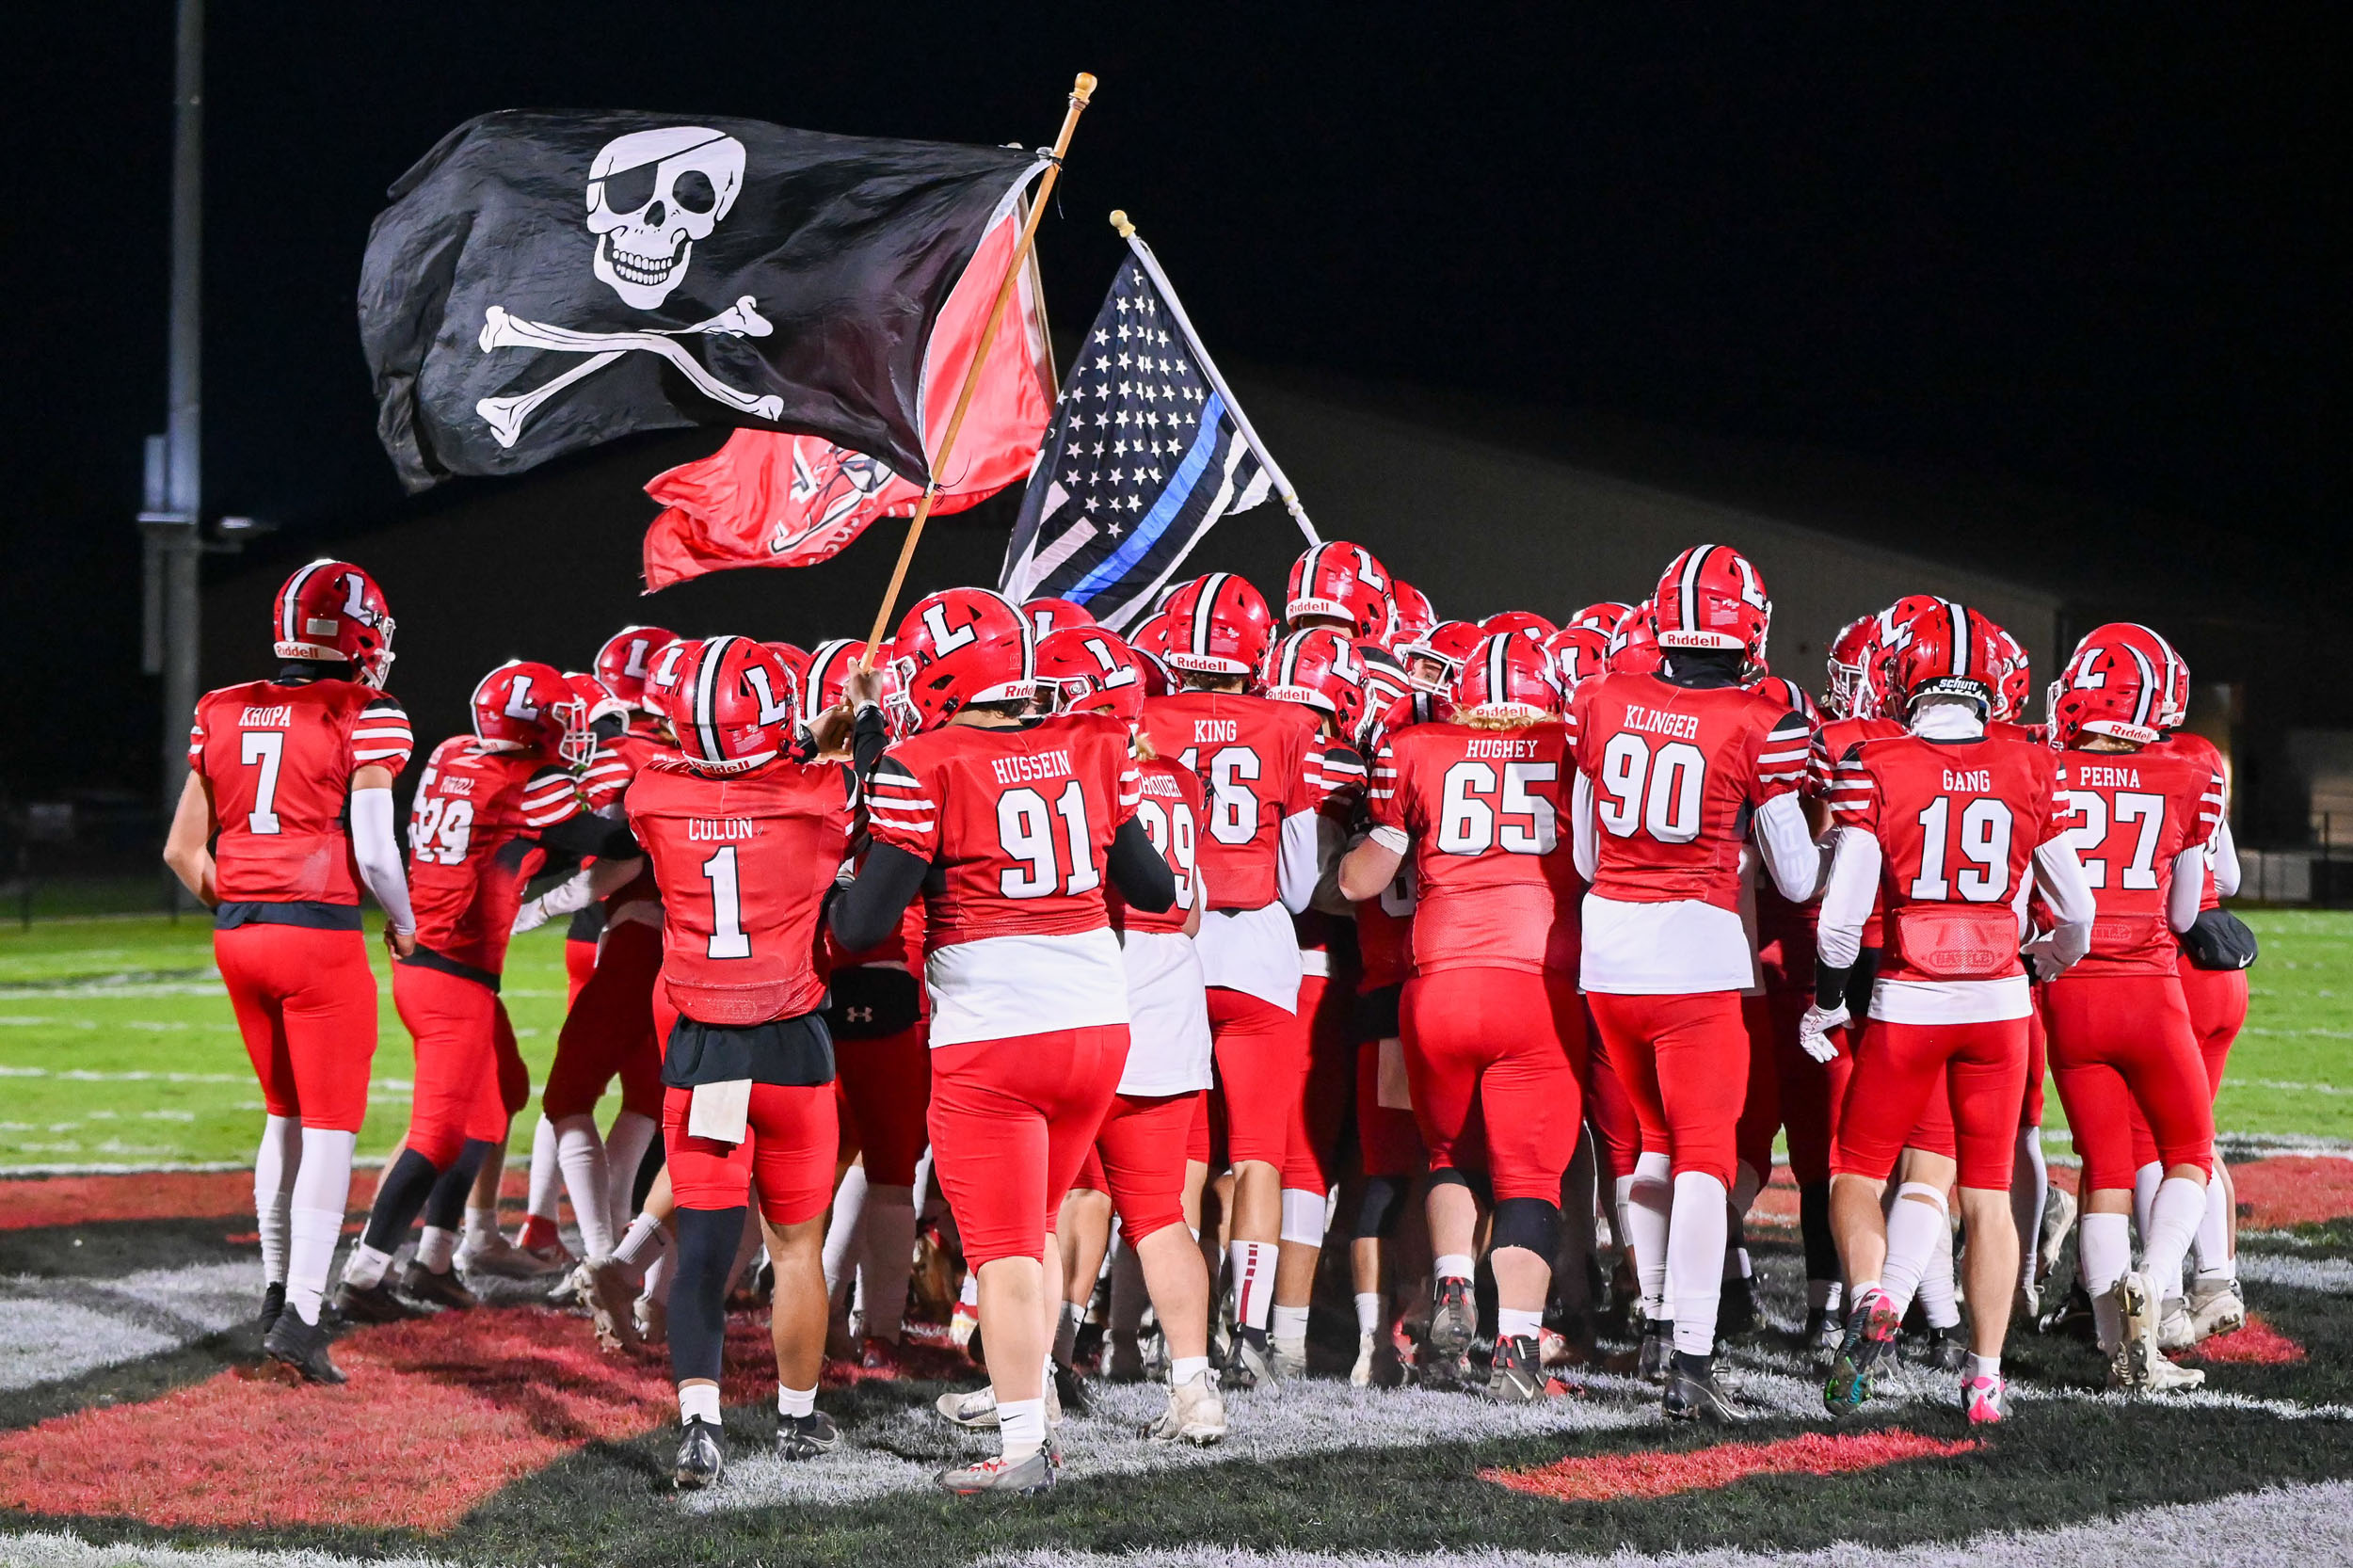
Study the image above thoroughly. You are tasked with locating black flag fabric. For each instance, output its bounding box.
[361,110,1041,492]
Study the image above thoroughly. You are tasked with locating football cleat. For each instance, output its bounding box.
[1485,1335,1574,1402]
[1266,1339,1309,1381]
[776,1411,841,1462]
[399,1261,478,1312]
[1717,1275,1758,1339]
[1052,1359,1093,1416]
[1663,1358,1740,1424]
[2187,1276,2247,1341]
[1349,1331,1379,1387]
[1801,1305,1841,1367]
[1823,1288,1902,1416]
[1635,1317,1674,1385]
[261,1311,346,1385]
[2040,1280,2097,1341]
[2156,1296,2200,1352]
[332,1276,423,1325]
[673,1417,724,1490]
[1222,1333,1280,1391]
[2015,1280,2041,1323]
[858,1336,906,1376]
[2109,1336,2207,1393]
[582,1258,643,1351]
[1423,1275,1479,1383]
[1146,1371,1229,1445]
[2117,1271,2161,1365]
[936,1384,1001,1429]
[1106,1332,1148,1383]
[1923,1324,1971,1373]
[634,1293,667,1347]
[258,1281,286,1339]
[936,1450,1052,1496]
[458,1232,568,1280]
[2039,1184,2077,1280]
[1962,1373,2009,1424]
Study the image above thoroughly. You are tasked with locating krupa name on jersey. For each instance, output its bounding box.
[990,748,1075,786]
[1621,703,1702,741]
[239,704,295,728]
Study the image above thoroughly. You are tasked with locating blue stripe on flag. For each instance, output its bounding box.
[1068,392,1229,600]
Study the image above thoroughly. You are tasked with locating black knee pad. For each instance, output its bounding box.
[1800,1181,1839,1281]
[422,1138,495,1231]
[361,1147,442,1254]
[1490,1196,1561,1259]
[1355,1175,1410,1240]
[669,1205,748,1384]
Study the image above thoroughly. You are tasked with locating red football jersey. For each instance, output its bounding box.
[2054,743,2223,976]
[2153,730,2230,911]
[1353,864,1417,992]
[405,738,582,973]
[1811,713,1902,949]
[628,756,856,1025]
[1571,673,1809,913]
[1370,720,1580,975]
[1112,754,1206,936]
[865,712,1141,950]
[1139,691,1320,912]
[583,722,673,914]
[187,679,414,905]
[1831,733,2065,986]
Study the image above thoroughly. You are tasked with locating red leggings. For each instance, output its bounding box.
[392,963,520,1169]
[2046,974,2215,1192]
[564,937,597,1009]
[2177,964,2249,1098]
[215,923,378,1134]
[543,920,663,1123]
[1734,994,1781,1182]
[1084,1090,1198,1242]
[929,1025,1128,1268]
[1584,990,1748,1188]
[1283,969,1360,1193]
[663,1081,837,1224]
[1833,1016,2028,1189]
[1401,967,1583,1205]
[1207,987,1308,1168]
[1355,1038,1426,1178]
[1769,989,1853,1186]
[1583,1001,1642,1188]
[834,1024,931,1187]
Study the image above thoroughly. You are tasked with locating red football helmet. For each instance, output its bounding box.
[273,559,396,687]
[1544,625,1612,692]
[1387,580,1439,648]
[1654,545,1771,661]
[1353,640,1413,744]
[639,637,700,730]
[1607,602,1664,676]
[2067,622,2185,730]
[797,638,910,739]
[1749,673,1822,725]
[1567,600,1633,635]
[762,641,812,694]
[1286,541,1395,638]
[673,635,801,776]
[1823,615,1881,720]
[1982,621,2030,723]
[1160,572,1274,678]
[1022,597,1096,640]
[1035,625,1148,726]
[594,625,680,711]
[892,587,1035,730]
[1262,627,1368,736]
[1881,600,2009,716]
[1398,618,1486,693]
[1451,632,1563,722]
[471,660,574,754]
[552,671,627,769]
[1480,610,1558,644]
[2051,647,2167,748]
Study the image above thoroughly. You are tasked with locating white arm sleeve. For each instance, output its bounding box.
[1753,791,1826,903]
[2210,819,2242,899]
[1572,771,1598,882]
[1277,808,1321,914]
[2030,839,2096,968]
[350,787,415,934]
[2168,847,2207,935]
[1814,828,1881,972]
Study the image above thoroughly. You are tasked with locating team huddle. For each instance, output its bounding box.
[163,536,2256,1495]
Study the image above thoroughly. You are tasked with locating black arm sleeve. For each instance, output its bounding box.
[850,707,889,781]
[1813,956,1853,1012]
[1107,817,1177,912]
[827,840,931,953]
[538,813,641,861]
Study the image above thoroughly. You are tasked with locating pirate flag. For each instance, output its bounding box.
[360,109,1043,492]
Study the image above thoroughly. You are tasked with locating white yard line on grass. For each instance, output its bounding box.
[0,1532,457,1568]
[0,1262,255,1391]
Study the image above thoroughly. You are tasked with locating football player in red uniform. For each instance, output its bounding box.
[1605,601,1665,677]
[832,588,1175,1495]
[1023,597,1096,639]
[1570,546,1822,1422]
[1386,580,1440,650]
[1137,573,1324,1387]
[628,635,885,1488]
[1398,619,1486,696]
[1287,539,1399,640]
[2044,636,2229,1389]
[333,662,633,1323]
[1343,632,1585,1400]
[167,560,415,1383]
[1569,601,1634,635]
[1805,603,2093,1424]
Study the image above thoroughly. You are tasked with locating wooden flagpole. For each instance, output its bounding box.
[859,72,1096,665]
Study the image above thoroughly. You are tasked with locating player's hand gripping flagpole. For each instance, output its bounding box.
[1111,210,1319,550]
[860,72,1098,665]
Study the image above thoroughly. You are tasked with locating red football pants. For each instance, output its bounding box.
[1585,990,1748,1189]
[1734,994,1782,1181]
[1080,1090,1200,1243]
[1401,967,1584,1205]
[1207,987,1308,1168]
[215,924,378,1134]
[543,920,663,1123]
[1769,989,1853,1186]
[564,936,597,1010]
[833,1023,931,1188]
[1833,1016,2029,1189]
[1583,1000,1642,1188]
[2046,975,2216,1192]
[1282,969,1360,1193]
[2177,964,2249,1098]
[663,1082,837,1225]
[1354,1038,1426,1179]
[2024,993,2049,1126]
[928,1025,1128,1268]
[392,964,519,1169]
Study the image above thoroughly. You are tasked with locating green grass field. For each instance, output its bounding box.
[0,910,2345,1168]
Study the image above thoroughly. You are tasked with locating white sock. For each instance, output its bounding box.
[958,1271,980,1311]
[554,1113,616,1258]
[1626,1153,1673,1318]
[1880,1184,1948,1320]
[1916,1210,1961,1330]
[1054,1300,1082,1368]
[822,1164,871,1299]
[1666,1170,1728,1356]
[602,1111,658,1242]
[1497,1305,1543,1340]
[2010,1128,2048,1289]
[1170,1354,1209,1386]
[2194,1167,2236,1282]
[1968,1351,2001,1382]
[1808,1278,1842,1312]
[1353,1290,1384,1336]
[524,1115,563,1226]
[679,1383,720,1425]
[2132,1160,2163,1252]
[645,1248,674,1305]
[777,1384,815,1419]
[1611,1174,1638,1274]
[2144,1176,2206,1301]
[1109,1236,1148,1336]
[997,1397,1046,1464]
[1229,1240,1278,1332]
[1433,1252,1476,1282]
[615,1209,670,1274]
[290,1128,357,1322]
[1270,1303,1310,1356]
[253,1114,299,1288]
[342,1241,393,1291]
[464,1205,501,1251]
[417,1225,458,1273]
[2080,1210,2133,1351]
[859,1184,918,1343]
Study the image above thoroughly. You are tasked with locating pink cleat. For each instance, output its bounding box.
[1963,1372,2009,1424]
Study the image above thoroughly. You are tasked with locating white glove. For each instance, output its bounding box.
[2023,936,2065,984]
[513,869,596,935]
[511,896,554,936]
[1798,1001,1849,1064]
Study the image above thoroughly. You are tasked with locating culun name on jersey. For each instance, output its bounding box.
[1622,704,1700,741]
[991,749,1073,786]
[687,818,757,841]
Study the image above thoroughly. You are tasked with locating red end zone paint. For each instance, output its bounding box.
[2230,1157,2353,1231]
[2191,1313,2308,1366]
[0,1306,768,1530]
[1484,1430,1977,1503]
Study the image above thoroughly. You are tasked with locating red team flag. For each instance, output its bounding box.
[639,203,1056,589]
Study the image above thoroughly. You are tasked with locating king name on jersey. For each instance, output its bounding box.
[991,749,1074,786]
[1192,718,1240,744]
[1622,703,1702,741]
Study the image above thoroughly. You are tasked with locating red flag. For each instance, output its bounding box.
[641,197,1053,590]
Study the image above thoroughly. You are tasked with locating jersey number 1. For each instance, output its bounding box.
[703,846,751,959]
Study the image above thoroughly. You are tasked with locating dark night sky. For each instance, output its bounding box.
[3,4,2345,798]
